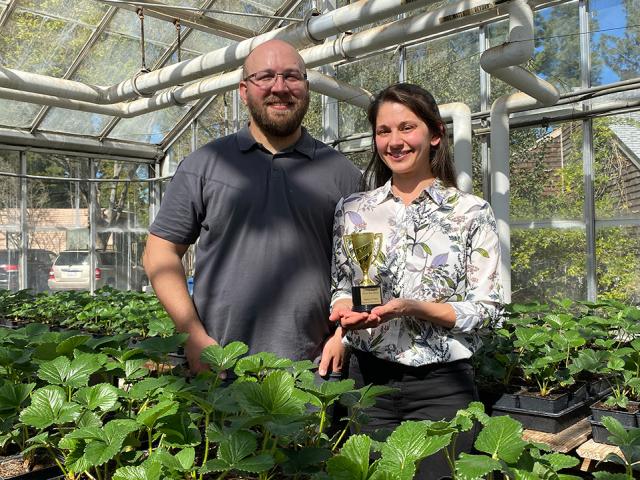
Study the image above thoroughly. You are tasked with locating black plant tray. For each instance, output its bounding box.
[494,383,590,414]
[590,401,639,428]
[589,417,614,445]
[492,397,592,433]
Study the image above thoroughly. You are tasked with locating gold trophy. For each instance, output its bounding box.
[343,232,383,312]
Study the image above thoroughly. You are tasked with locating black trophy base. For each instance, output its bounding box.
[352,284,382,313]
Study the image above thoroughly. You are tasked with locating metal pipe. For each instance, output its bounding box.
[0,0,501,119]
[0,0,433,104]
[481,0,560,302]
[440,103,473,193]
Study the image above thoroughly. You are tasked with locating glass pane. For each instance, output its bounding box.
[591,0,640,85]
[510,123,584,222]
[304,92,323,140]
[72,31,166,86]
[0,100,41,128]
[108,105,191,143]
[594,113,640,219]
[344,150,370,170]
[337,51,399,137]
[0,151,21,247]
[1,3,99,75]
[196,94,228,147]
[39,109,115,136]
[406,29,480,111]
[181,29,235,55]
[596,226,640,303]
[209,0,278,31]
[167,128,193,169]
[108,9,177,47]
[511,227,587,303]
[531,1,580,94]
[19,0,106,24]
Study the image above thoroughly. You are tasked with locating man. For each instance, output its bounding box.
[144,39,361,376]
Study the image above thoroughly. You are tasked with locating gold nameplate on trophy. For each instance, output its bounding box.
[343,232,383,313]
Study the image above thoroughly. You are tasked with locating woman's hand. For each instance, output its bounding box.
[368,298,410,324]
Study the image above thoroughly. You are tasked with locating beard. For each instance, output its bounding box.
[246,91,310,137]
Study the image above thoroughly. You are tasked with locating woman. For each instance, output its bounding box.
[329,83,503,479]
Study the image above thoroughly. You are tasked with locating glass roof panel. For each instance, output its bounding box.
[108,104,191,143]
[18,0,107,24]
[181,29,235,54]
[207,0,279,32]
[39,109,115,136]
[107,7,181,47]
[72,30,167,86]
[0,7,94,76]
[0,99,42,129]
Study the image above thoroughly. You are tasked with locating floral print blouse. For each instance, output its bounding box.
[331,178,503,367]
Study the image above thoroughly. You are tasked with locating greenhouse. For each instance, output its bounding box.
[0,0,639,479]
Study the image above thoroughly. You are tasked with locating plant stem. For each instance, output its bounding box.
[198,412,211,480]
[316,405,327,445]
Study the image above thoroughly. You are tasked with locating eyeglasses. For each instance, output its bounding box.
[243,69,307,88]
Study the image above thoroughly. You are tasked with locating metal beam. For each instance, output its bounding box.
[0,0,18,28]
[0,128,162,160]
[97,0,256,40]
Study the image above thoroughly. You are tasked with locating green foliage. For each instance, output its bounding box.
[1,288,173,337]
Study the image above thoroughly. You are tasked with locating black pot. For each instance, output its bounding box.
[589,417,614,445]
[590,400,639,428]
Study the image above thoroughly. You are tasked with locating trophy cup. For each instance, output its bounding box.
[343,232,383,312]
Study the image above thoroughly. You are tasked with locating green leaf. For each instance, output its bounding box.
[234,352,293,376]
[113,462,162,480]
[378,422,451,480]
[157,411,201,447]
[540,452,579,470]
[326,434,372,480]
[591,474,629,480]
[474,415,527,464]
[56,334,91,356]
[73,383,119,411]
[61,419,139,472]
[237,370,306,418]
[37,353,104,388]
[137,333,188,355]
[136,400,179,428]
[19,385,82,428]
[218,430,258,464]
[0,382,35,413]
[201,430,274,474]
[474,247,490,258]
[455,453,502,478]
[282,447,331,474]
[200,341,248,371]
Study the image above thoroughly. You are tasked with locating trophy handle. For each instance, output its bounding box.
[372,233,383,263]
[343,235,358,267]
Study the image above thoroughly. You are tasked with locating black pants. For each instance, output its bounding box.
[349,349,479,480]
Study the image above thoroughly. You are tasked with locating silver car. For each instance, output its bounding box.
[48,250,127,291]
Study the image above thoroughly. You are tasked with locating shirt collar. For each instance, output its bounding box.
[237,125,315,160]
[376,178,452,206]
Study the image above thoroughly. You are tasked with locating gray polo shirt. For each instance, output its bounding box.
[150,126,361,361]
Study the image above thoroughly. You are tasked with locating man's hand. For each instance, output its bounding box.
[329,299,353,327]
[185,331,217,374]
[318,328,345,377]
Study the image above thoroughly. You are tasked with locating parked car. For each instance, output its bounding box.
[48,250,130,291]
[0,249,57,292]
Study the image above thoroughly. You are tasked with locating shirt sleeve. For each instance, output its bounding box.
[148,161,205,245]
[449,204,504,333]
[330,197,354,307]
